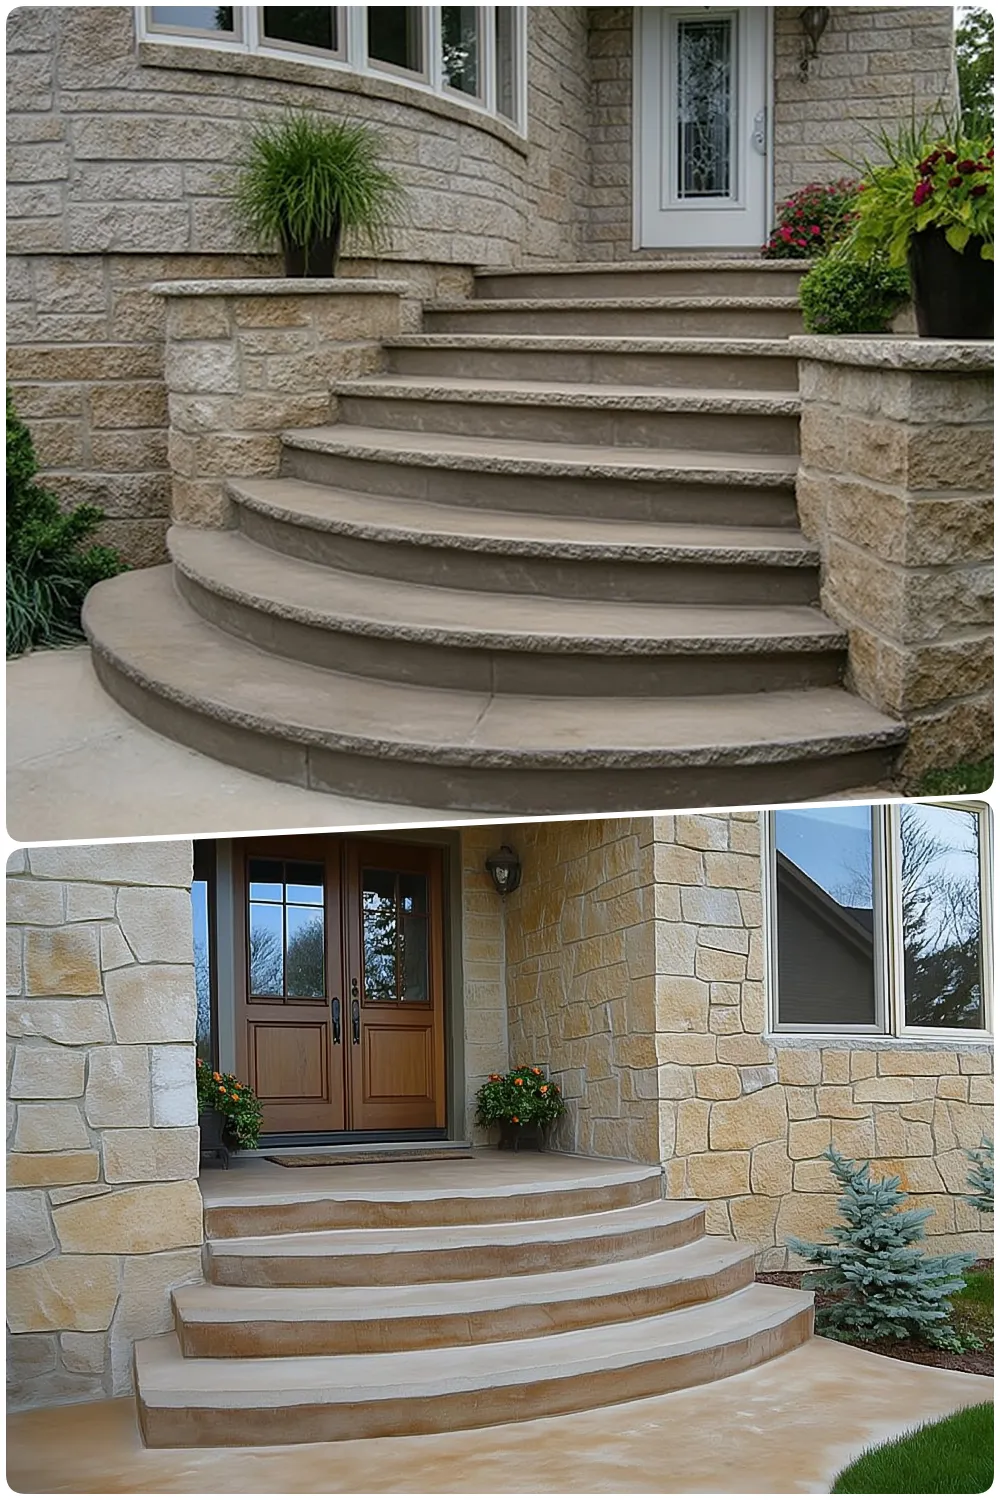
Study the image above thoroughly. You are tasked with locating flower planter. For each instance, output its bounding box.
[282,222,341,278]
[498,1120,546,1153]
[198,1107,230,1169]
[908,229,993,339]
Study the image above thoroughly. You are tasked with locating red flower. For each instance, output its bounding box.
[912,180,934,207]
[943,149,958,165]
[957,159,979,175]
[948,175,963,188]
[970,184,988,198]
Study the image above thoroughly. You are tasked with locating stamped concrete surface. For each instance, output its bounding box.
[6,1340,991,1494]
[6,647,465,842]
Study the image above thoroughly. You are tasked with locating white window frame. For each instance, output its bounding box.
[137,6,527,133]
[764,801,993,1042]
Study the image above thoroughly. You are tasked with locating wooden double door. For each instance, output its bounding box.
[234,836,446,1137]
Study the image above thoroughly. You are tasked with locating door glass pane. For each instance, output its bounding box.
[191,877,212,1062]
[150,6,235,32]
[901,805,984,1030]
[362,869,398,1000]
[442,6,480,96]
[248,859,283,902]
[774,808,878,1027]
[249,902,284,996]
[285,905,326,999]
[676,16,734,199]
[368,8,424,73]
[285,862,324,905]
[495,5,516,120]
[262,6,336,52]
[399,872,428,914]
[400,914,429,1002]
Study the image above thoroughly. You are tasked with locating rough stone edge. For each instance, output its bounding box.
[149,279,411,298]
[790,335,995,371]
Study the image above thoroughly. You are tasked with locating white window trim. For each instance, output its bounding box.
[763,801,993,1042]
[137,6,527,134]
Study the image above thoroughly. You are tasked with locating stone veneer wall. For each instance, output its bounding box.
[6,843,204,1410]
[651,812,994,1268]
[458,828,510,1144]
[586,7,957,261]
[503,818,659,1164]
[5,5,591,563]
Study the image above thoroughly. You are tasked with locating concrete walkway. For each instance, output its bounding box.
[6,1340,991,1493]
[6,647,469,843]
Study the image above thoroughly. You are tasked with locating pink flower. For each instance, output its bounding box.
[810,225,821,235]
[912,180,935,207]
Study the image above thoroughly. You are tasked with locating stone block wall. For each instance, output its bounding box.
[651,812,993,1268]
[794,339,994,776]
[458,829,510,1143]
[503,818,659,1163]
[6,843,204,1410]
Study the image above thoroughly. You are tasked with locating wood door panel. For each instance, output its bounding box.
[364,1023,433,1101]
[251,1021,329,1102]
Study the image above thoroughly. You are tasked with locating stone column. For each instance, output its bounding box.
[154,278,410,529]
[792,336,993,776]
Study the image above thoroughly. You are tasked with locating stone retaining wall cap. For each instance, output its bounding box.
[790,335,994,371]
[149,279,411,297]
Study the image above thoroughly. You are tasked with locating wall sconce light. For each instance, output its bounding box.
[799,6,831,78]
[485,844,522,896]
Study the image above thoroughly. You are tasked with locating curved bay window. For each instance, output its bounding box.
[140,6,527,129]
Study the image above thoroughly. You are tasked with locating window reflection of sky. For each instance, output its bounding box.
[775,807,872,908]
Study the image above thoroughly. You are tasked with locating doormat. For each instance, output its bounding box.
[266,1146,475,1167]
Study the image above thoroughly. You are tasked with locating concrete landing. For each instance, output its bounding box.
[7,1339,991,1493]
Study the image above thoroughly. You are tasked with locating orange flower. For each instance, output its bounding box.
[514,1077,523,1085]
[511,1116,519,1124]
[489,1073,501,1082]
[212,1072,221,1082]
[217,1086,227,1095]
[531,1067,541,1075]
[231,1094,240,1102]
[540,1085,548,1094]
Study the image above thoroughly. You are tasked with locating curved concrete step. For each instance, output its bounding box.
[83,567,906,815]
[206,1199,709,1287]
[229,476,820,604]
[201,1157,663,1239]
[333,375,800,454]
[385,333,799,390]
[169,527,844,697]
[472,259,810,299]
[424,296,804,337]
[174,1240,755,1357]
[137,1284,815,1446]
[281,424,801,528]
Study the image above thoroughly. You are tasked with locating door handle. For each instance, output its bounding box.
[351,979,360,1045]
[331,996,341,1045]
[751,108,767,157]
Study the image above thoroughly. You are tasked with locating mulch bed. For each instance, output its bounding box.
[757,1261,994,1378]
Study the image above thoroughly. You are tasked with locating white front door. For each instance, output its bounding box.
[637,6,770,251]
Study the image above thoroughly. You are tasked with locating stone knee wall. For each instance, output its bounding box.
[6,843,204,1410]
[503,818,659,1163]
[458,828,509,1144]
[653,812,994,1268]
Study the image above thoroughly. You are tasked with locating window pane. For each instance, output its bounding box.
[262,7,336,51]
[442,6,480,96]
[400,914,428,1002]
[775,808,877,1027]
[249,902,284,996]
[495,5,516,120]
[150,6,235,32]
[192,878,212,1061]
[248,858,283,902]
[677,17,734,198]
[368,7,424,73]
[285,905,325,999]
[399,872,427,914]
[901,805,984,1029]
[285,862,324,905]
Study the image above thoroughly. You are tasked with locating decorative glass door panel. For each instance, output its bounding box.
[638,7,769,249]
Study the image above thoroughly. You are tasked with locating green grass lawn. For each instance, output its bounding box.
[831,1402,994,1493]
[952,1266,994,1346]
[909,759,993,795]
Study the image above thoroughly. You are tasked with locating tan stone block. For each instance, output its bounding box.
[729,818,761,855]
[652,844,704,885]
[777,1049,822,1085]
[871,1157,947,1194]
[702,852,760,890]
[703,1199,732,1235]
[969,1076,993,1105]
[777,1193,841,1255]
[104,965,195,1044]
[166,297,233,340]
[64,884,117,923]
[850,1051,877,1080]
[794,1159,843,1192]
[6,997,111,1046]
[821,1051,850,1084]
[14,1102,90,1152]
[852,1076,915,1103]
[687,1150,750,1198]
[695,1065,742,1101]
[729,1194,779,1249]
[114,887,192,965]
[875,1112,934,1157]
[788,1117,833,1159]
[24,927,102,996]
[709,981,742,1008]
[694,946,747,983]
[900,1100,936,1122]
[6,1151,100,1188]
[60,1331,108,1375]
[9,1046,86,1099]
[786,1086,818,1120]
[815,1086,869,1119]
[750,1139,793,1196]
[696,926,750,956]
[675,1098,710,1155]
[716,1035,775,1067]
[654,921,698,977]
[663,1158,688,1198]
[85,1046,151,1128]
[7,927,23,995]
[655,977,709,1033]
[708,1007,742,1034]
[7,1256,120,1333]
[102,1126,200,1183]
[935,1075,969,1100]
[709,1087,787,1151]
[99,926,134,971]
[878,1048,959,1076]
[658,1034,716,1066]
[53,1181,204,1254]
[674,816,729,851]
[740,981,766,1033]
[114,1248,203,1344]
[657,1064,695,1100]
[958,1051,992,1074]
[7,1190,57,1267]
[6,881,64,926]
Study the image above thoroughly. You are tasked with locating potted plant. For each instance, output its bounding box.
[846,117,993,338]
[196,1057,263,1165]
[475,1066,566,1151]
[762,178,860,259]
[232,111,403,277]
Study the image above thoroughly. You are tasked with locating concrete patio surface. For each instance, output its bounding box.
[6,647,467,843]
[6,1338,992,1493]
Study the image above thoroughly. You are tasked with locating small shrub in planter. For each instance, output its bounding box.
[799,254,910,334]
[475,1066,566,1150]
[762,179,860,259]
[196,1057,263,1150]
[6,391,125,658]
[233,111,404,277]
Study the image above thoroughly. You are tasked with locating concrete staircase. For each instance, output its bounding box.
[135,1156,813,1447]
[85,260,906,814]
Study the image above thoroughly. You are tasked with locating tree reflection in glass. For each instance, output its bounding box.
[362,869,429,1003]
[901,804,983,1029]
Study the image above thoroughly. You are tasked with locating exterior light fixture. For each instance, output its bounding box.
[799,6,831,77]
[485,844,522,896]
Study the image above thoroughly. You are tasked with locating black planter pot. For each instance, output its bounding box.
[498,1120,546,1152]
[908,228,993,339]
[282,221,342,278]
[198,1107,230,1169]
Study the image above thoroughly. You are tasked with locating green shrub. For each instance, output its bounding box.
[799,255,911,334]
[6,390,125,658]
[762,178,860,259]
